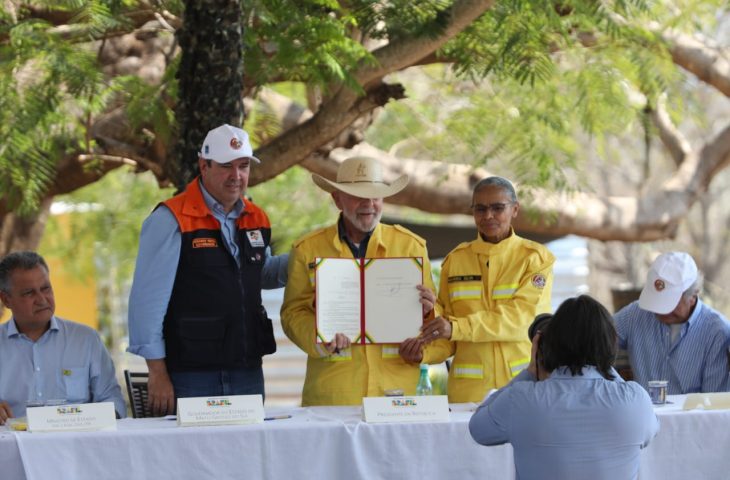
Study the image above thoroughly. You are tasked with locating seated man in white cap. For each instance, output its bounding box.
[281,156,451,406]
[127,124,288,415]
[614,251,730,394]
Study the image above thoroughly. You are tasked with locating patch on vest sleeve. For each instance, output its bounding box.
[531,273,546,289]
[192,238,218,248]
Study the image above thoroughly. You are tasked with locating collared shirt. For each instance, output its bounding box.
[469,367,659,480]
[0,316,126,418]
[336,215,373,259]
[199,179,246,266]
[127,180,288,360]
[615,299,730,394]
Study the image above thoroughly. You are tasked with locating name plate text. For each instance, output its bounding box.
[363,395,450,423]
[27,402,117,433]
[177,394,264,426]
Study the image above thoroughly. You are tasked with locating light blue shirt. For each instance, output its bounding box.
[469,367,659,480]
[0,316,126,418]
[127,180,288,360]
[615,299,730,394]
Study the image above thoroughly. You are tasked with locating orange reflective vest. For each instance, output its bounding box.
[162,178,275,371]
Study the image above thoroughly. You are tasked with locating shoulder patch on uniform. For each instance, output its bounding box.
[531,273,547,289]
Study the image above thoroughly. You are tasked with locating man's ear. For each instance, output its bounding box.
[198,156,208,174]
[331,191,342,210]
[0,291,9,308]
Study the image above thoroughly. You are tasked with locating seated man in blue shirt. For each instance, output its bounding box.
[470,295,659,480]
[0,251,126,424]
[615,251,730,394]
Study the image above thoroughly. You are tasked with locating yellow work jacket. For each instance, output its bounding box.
[438,230,554,403]
[281,221,450,406]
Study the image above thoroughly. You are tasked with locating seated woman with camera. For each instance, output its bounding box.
[469,295,659,480]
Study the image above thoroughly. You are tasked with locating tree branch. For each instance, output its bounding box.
[658,25,730,98]
[356,0,494,88]
[696,123,730,185]
[299,130,730,242]
[650,94,690,167]
[250,82,405,185]
[1,6,181,46]
[248,1,496,187]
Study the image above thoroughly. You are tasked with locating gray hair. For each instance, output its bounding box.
[0,251,49,293]
[472,177,518,203]
[682,273,704,300]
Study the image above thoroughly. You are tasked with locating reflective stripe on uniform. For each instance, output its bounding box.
[382,346,400,358]
[453,363,484,379]
[509,357,530,377]
[449,282,482,301]
[324,348,352,362]
[492,283,518,299]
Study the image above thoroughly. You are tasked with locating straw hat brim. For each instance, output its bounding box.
[312,173,409,199]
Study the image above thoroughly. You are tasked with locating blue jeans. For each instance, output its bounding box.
[170,367,265,400]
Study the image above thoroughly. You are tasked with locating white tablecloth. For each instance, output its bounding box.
[639,395,730,479]
[2,396,730,480]
[4,403,513,480]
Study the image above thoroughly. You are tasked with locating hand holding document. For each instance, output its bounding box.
[315,257,424,344]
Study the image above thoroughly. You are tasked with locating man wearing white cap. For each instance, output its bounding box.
[280,156,451,405]
[128,124,288,415]
[614,252,730,394]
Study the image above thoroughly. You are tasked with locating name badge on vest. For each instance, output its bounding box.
[246,230,265,248]
[192,238,218,248]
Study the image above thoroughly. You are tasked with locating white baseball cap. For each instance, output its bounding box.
[638,252,698,314]
[200,124,260,164]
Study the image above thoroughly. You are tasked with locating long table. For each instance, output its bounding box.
[2,397,729,480]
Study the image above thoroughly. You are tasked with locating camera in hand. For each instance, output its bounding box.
[528,313,552,341]
[528,313,552,380]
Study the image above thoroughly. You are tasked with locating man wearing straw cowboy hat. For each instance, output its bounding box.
[281,156,451,406]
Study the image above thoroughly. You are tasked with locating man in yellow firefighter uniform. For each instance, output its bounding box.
[281,156,451,406]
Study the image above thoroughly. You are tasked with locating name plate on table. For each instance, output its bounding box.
[362,395,450,423]
[177,394,264,426]
[27,402,116,433]
[683,392,730,410]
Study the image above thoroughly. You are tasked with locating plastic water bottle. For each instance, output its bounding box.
[416,364,433,396]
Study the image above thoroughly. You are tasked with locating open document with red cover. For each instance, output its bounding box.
[314,257,424,344]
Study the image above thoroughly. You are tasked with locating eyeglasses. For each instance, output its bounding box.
[471,202,513,216]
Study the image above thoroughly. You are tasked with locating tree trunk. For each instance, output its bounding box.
[0,197,53,318]
[171,0,245,190]
[0,197,53,257]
